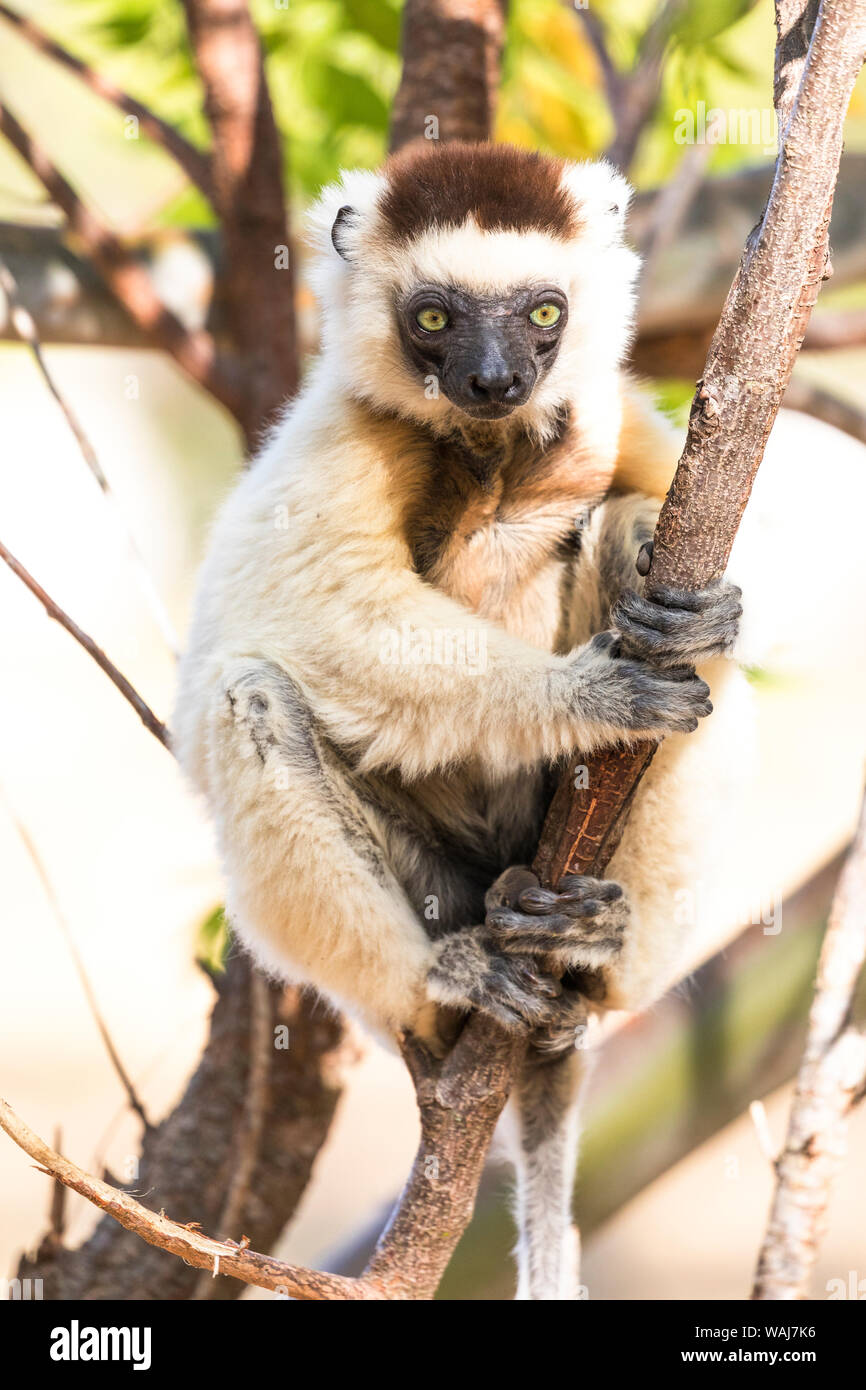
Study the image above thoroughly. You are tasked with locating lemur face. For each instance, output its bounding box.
[397,282,568,419]
[309,142,637,441]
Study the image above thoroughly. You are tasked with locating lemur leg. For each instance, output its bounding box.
[503,1049,589,1301]
[481,866,603,1300]
[207,659,443,1042]
[209,659,567,1047]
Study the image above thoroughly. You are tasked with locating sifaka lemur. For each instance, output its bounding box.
[173,141,748,1301]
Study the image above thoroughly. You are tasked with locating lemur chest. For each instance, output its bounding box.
[406,429,598,651]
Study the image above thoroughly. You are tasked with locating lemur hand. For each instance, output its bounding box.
[484,865,627,973]
[616,554,743,669]
[574,630,713,736]
[427,923,563,1034]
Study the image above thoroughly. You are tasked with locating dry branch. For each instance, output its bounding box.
[752,794,866,1299]
[17,961,351,1300]
[1,1097,379,1300]
[2,791,151,1128]
[1,0,344,1302]
[0,256,179,653]
[0,538,171,749]
[0,103,240,417]
[0,2,214,200]
[576,1,688,173]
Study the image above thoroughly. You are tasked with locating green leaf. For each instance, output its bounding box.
[196,905,230,975]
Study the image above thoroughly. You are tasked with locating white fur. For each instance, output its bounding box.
[174,152,765,1298]
[305,159,638,445]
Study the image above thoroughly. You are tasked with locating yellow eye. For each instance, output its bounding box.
[416,306,449,332]
[529,303,561,328]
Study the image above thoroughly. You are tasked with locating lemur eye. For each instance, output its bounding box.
[529,303,561,328]
[416,306,449,332]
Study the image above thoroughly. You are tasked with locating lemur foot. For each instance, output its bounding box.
[613,575,742,669]
[427,925,562,1034]
[529,989,590,1060]
[484,865,628,975]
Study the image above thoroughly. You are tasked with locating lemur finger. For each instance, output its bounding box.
[649,580,743,614]
[484,864,540,913]
[616,661,713,731]
[616,587,741,635]
[487,905,576,939]
[517,877,621,915]
[614,589,741,665]
[587,629,623,658]
[553,876,623,905]
[636,540,653,576]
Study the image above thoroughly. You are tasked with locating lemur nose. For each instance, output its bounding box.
[468,370,521,402]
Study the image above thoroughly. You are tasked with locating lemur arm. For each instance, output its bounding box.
[234,400,713,781]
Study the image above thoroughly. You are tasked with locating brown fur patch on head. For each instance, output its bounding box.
[378,141,580,245]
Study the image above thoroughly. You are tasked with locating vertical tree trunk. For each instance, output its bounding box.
[389,0,508,152]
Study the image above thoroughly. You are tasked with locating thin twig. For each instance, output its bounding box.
[0,1099,382,1300]
[0,786,151,1128]
[0,257,180,654]
[0,538,170,749]
[752,791,866,1299]
[0,2,214,201]
[0,103,241,420]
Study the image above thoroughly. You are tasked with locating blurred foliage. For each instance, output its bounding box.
[196,903,230,975]
[10,0,866,225]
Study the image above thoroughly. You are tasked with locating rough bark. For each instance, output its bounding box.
[389,0,508,152]
[16,956,351,1300]
[752,798,866,1300]
[181,0,298,446]
[541,0,866,890]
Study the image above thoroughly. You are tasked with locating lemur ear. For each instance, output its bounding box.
[305,168,385,266]
[331,205,359,261]
[560,160,633,246]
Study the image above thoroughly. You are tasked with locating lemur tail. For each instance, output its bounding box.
[508,1049,589,1301]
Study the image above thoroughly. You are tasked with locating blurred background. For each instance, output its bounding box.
[1,0,865,1300]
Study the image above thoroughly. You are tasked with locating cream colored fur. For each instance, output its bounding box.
[174,153,761,1299]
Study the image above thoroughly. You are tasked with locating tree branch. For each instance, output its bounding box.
[362,0,866,1300]
[0,538,171,749]
[0,2,214,201]
[0,1097,381,1300]
[1,788,151,1129]
[389,0,508,152]
[0,103,241,419]
[180,0,297,446]
[0,256,179,654]
[576,1,688,173]
[783,376,866,448]
[774,0,822,141]
[538,0,866,888]
[752,793,866,1299]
